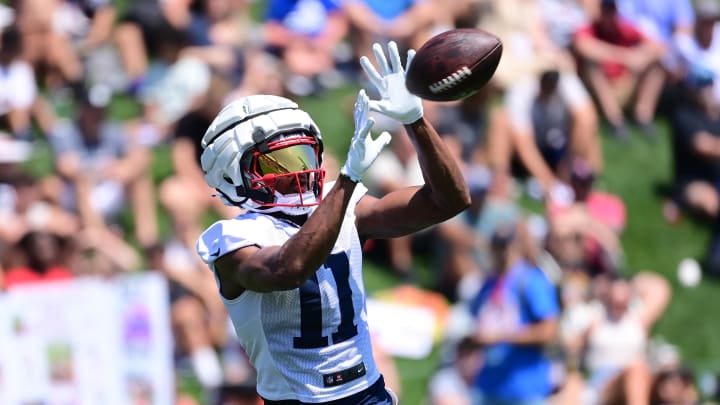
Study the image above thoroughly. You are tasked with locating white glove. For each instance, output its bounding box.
[360,41,423,125]
[341,89,392,182]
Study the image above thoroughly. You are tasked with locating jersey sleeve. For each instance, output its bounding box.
[196,217,259,265]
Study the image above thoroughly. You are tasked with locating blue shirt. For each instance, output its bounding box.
[266,0,340,36]
[616,0,694,42]
[50,119,128,170]
[469,260,559,402]
[344,0,421,20]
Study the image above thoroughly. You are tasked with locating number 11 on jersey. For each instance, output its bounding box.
[293,252,358,349]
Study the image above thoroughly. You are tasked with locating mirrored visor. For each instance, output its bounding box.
[256,144,319,175]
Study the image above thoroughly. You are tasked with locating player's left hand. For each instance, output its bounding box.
[340,89,392,182]
[360,41,423,125]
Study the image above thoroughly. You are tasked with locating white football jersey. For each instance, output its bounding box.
[196,182,380,402]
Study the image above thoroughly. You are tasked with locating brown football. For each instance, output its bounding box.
[405,28,503,101]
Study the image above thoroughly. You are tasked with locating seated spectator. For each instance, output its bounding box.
[481,0,601,197]
[545,162,625,279]
[51,0,117,56]
[0,25,39,140]
[669,73,720,220]
[340,0,437,66]
[0,136,79,250]
[145,244,226,390]
[113,0,195,93]
[262,0,348,96]
[48,86,158,248]
[649,367,699,405]
[224,49,287,101]
[674,0,720,105]
[180,0,255,80]
[3,231,74,289]
[614,0,696,84]
[529,71,603,177]
[431,86,511,170]
[670,72,720,278]
[468,220,560,405]
[573,0,666,139]
[10,0,85,90]
[433,165,521,302]
[134,25,212,142]
[428,336,483,405]
[577,275,657,405]
[159,73,240,247]
[557,272,671,405]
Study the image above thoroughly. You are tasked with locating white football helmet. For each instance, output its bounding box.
[200,95,325,215]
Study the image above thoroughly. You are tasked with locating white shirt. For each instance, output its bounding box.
[196,182,380,402]
[0,61,37,116]
[675,23,720,102]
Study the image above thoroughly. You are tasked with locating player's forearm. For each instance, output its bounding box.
[405,118,471,217]
[276,175,357,288]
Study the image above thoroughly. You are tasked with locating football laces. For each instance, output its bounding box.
[428,66,472,94]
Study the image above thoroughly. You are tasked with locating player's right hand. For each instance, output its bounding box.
[340,89,391,183]
[360,41,423,125]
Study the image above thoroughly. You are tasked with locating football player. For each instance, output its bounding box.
[196,42,470,404]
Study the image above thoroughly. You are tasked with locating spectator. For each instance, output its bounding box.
[669,72,720,221]
[52,0,117,56]
[0,135,79,251]
[468,220,560,405]
[159,72,240,249]
[134,24,211,141]
[340,0,437,66]
[675,0,720,105]
[10,0,85,90]
[180,0,256,80]
[577,275,654,405]
[481,0,601,196]
[545,158,627,278]
[0,25,39,140]
[224,49,287,101]
[573,0,666,139]
[3,231,74,289]
[431,87,512,170]
[433,165,520,302]
[669,71,720,278]
[614,0,695,51]
[145,244,226,390]
[48,86,158,248]
[113,0,195,93]
[428,336,483,405]
[262,0,349,96]
[649,367,699,405]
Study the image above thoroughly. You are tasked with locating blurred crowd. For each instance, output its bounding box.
[2,0,720,404]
